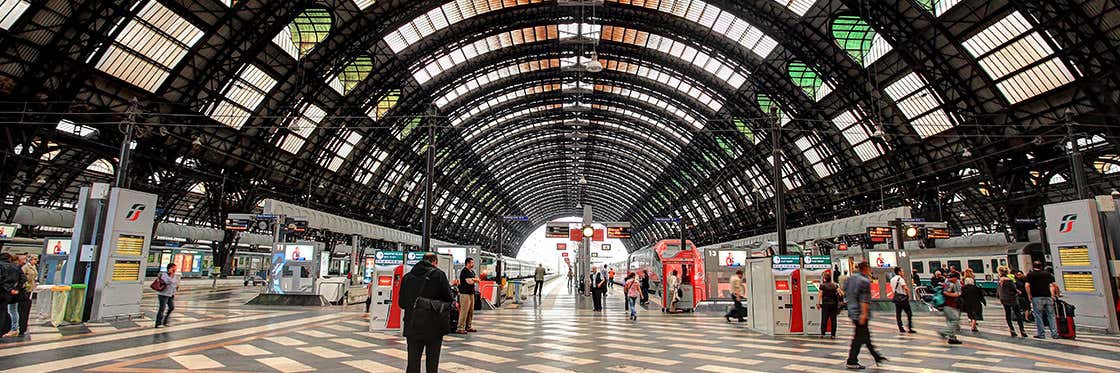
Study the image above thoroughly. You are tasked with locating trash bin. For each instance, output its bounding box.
[34,285,54,319]
[50,285,70,327]
[64,284,87,323]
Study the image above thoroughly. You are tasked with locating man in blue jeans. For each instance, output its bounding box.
[1024,262,1060,339]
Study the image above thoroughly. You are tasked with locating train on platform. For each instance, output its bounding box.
[908,241,1045,294]
[476,252,541,281]
[625,239,707,312]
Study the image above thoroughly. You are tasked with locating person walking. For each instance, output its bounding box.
[725,270,746,323]
[399,253,454,373]
[890,267,915,334]
[155,263,180,328]
[624,272,640,320]
[456,258,479,334]
[589,266,605,311]
[599,267,609,299]
[845,262,886,370]
[17,254,37,336]
[608,268,616,295]
[961,274,986,332]
[667,270,681,313]
[820,271,840,339]
[939,272,963,344]
[1024,261,1060,339]
[0,253,26,338]
[533,264,546,304]
[566,268,573,290]
[996,266,1027,337]
[640,270,651,305]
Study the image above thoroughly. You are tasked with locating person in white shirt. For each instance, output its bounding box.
[667,270,681,313]
[890,267,915,333]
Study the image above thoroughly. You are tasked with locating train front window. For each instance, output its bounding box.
[967,259,984,274]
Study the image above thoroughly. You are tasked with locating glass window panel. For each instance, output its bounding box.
[95,1,203,93]
[0,0,31,30]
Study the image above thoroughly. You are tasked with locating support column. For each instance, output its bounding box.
[771,108,788,255]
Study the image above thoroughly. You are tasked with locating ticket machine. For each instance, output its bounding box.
[40,237,72,285]
[799,255,832,334]
[369,264,404,331]
[746,255,803,335]
[267,242,322,295]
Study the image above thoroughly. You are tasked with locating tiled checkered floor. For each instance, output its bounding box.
[1,278,1117,372]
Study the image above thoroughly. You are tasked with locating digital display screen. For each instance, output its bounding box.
[282,244,313,261]
[867,227,892,243]
[224,217,251,231]
[545,223,570,238]
[0,224,18,238]
[45,238,72,256]
[606,225,632,239]
[436,247,467,265]
[556,243,566,251]
[718,251,747,267]
[775,280,790,291]
[869,251,898,268]
[600,244,611,251]
[926,227,950,240]
[285,218,309,232]
[116,234,145,256]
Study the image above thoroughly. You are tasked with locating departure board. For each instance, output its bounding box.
[867,227,892,243]
[545,223,569,238]
[111,260,141,281]
[606,226,632,239]
[1062,271,1095,292]
[116,234,145,256]
[926,227,951,240]
[1058,245,1091,266]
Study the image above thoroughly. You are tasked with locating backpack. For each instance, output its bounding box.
[403,268,452,338]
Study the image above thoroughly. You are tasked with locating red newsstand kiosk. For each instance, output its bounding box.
[660,244,706,312]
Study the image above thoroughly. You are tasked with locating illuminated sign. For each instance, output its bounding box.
[775,280,790,291]
[545,223,570,238]
[1062,271,1095,292]
[116,234,145,256]
[1058,246,1091,267]
[111,260,141,281]
[377,276,393,287]
[606,225,632,239]
[771,255,801,270]
[556,243,567,251]
[867,227,892,243]
[0,223,18,239]
[45,238,72,256]
[224,217,252,231]
[926,227,951,240]
[561,252,569,257]
[803,255,832,270]
[600,244,611,251]
[285,217,309,232]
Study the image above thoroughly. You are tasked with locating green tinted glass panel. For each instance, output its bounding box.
[832,15,876,64]
[399,117,421,140]
[788,62,822,99]
[733,119,757,144]
[715,136,736,157]
[375,90,401,121]
[291,8,332,57]
[338,56,372,94]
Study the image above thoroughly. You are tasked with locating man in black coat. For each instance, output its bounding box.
[589,266,605,311]
[0,253,23,338]
[397,253,454,373]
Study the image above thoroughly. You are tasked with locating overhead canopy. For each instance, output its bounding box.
[2,0,1119,257]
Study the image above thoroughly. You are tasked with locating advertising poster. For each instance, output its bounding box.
[718,251,747,267]
[436,247,467,265]
[45,238,72,255]
[868,251,898,268]
[283,244,313,261]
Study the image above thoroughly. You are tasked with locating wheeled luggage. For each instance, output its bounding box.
[1055,299,1076,340]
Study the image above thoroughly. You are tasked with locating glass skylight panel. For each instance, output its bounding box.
[559,22,601,40]
[353,0,376,10]
[383,1,543,53]
[767,155,803,190]
[884,71,954,138]
[0,0,29,30]
[601,26,749,89]
[413,25,557,84]
[205,64,277,129]
[397,117,421,140]
[595,85,705,130]
[278,103,326,154]
[607,0,778,59]
[961,11,1076,104]
[57,119,98,137]
[353,149,388,184]
[787,61,834,102]
[324,130,363,172]
[772,0,817,17]
[95,1,204,92]
[831,109,885,162]
[367,89,401,121]
[794,136,835,178]
[271,8,332,59]
[461,104,560,139]
[602,59,723,113]
[919,0,963,17]
[434,59,560,107]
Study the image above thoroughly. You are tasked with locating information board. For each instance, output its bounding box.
[606,225,632,239]
[771,255,801,270]
[1063,271,1096,292]
[867,227,892,243]
[803,255,832,270]
[556,243,567,251]
[926,227,951,240]
[1058,245,1091,267]
[545,223,570,238]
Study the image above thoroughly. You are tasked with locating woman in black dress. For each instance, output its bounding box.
[961,277,987,332]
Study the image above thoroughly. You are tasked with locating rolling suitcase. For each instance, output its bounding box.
[1054,299,1076,340]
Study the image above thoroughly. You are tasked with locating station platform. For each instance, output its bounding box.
[1,279,1117,372]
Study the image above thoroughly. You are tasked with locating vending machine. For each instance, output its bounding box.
[369,264,404,331]
[40,237,72,285]
[800,255,833,334]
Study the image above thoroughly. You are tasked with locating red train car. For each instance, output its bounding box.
[627,239,706,312]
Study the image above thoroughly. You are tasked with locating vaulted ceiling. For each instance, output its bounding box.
[2,0,1119,256]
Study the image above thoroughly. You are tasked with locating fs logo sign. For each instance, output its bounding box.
[125,204,146,221]
[1058,214,1078,234]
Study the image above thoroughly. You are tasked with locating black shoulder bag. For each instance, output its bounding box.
[406,269,453,338]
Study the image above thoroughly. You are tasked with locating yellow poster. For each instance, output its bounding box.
[111,260,141,281]
[1062,272,1095,293]
[1058,246,1091,267]
[116,234,145,256]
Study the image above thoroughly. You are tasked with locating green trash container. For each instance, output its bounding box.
[50,285,70,327]
[64,284,87,323]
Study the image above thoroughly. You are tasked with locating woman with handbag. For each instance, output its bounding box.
[890,267,915,333]
[997,266,1027,337]
[153,263,180,328]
